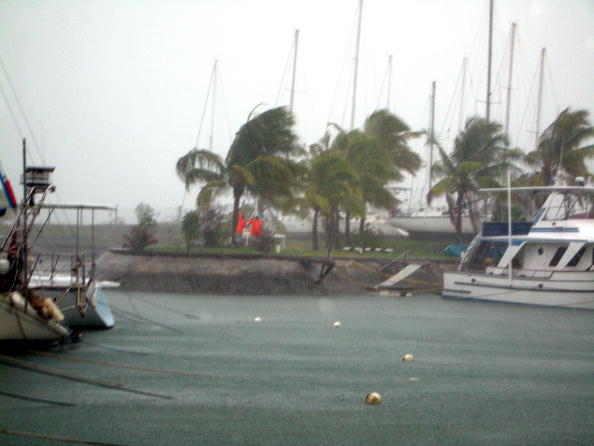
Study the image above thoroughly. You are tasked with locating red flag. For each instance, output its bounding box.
[235,211,247,234]
[249,217,263,237]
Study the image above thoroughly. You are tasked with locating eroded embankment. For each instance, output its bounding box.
[96,249,449,295]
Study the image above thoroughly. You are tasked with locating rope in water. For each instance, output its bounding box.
[27,349,221,378]
[82,339,152,356]
[0,389,75,407]
[128,294,202,319]
[0,354,172,399]
[109,304,186,334]
[0,428,128,446]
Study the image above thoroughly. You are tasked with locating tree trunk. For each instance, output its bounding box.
[344,211,351,243]
[455,193,464,244]
[359,215,366,235]
[326,206,339,249]
[231,192,241,246]
[334,207,342,248]
[467,194,481,234]
[312,208,319,250]
[324,215,333,249]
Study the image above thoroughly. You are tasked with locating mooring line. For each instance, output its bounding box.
[107,308,147,325]
[350,259,391,277]
[0,354,172,400]
[27,350,221,378]
[82,340,152,356]
[0,428,129,446]
[0,389,76,407]
[109,304,186,334]
[129,294,202,320]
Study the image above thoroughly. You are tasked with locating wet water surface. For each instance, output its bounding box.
[1,292,592,445]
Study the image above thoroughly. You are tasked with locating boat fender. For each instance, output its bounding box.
[42,298,65,322]
[9,291,24,307]
[0,258,9,274]
[365,392,382,405]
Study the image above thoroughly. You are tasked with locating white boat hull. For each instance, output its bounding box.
[30,277,116,329]
[389,215,476,235]
[0,292,70,341]
[443,271,594,309]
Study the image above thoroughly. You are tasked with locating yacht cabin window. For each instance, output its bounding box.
[549,246,567,267]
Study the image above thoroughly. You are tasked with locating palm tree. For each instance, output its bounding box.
[429,116,521,240]
[342,130,397,234]
[176,106,300,245]
[524,108,594,185]
[305,151,363,249]
[363,109,422,181]
[331,110,422,239]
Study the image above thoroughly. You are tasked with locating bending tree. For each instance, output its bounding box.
[429,117,522,241]
[329,110,421,240]
[524,108,594,185]
[176,106,300,245]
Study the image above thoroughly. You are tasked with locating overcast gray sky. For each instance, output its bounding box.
[1,0,593,222]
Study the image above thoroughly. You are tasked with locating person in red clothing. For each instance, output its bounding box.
[248,216,263,237]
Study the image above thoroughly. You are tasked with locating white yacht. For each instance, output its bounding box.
[443,182,594,309]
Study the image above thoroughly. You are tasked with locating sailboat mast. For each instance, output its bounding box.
[386,54,392,110]
[208,59,218,152]
[486,0,494,122]
[350,0,363,130]
[289,29,299,113]
[21,138,27,292]
[504,22,517,136]
[458,56,467,132]
[535,47,546,150]
[428,81,436,195]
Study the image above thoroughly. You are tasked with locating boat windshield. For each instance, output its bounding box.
[539,191,594,221]
[464,240,508,271]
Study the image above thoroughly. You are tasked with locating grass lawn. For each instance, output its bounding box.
[152,237,456,260]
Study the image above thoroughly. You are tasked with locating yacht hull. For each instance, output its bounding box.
[31,279,116,329]
[0,292,70,341]
[443,271,594,309]
[389,215,476,236]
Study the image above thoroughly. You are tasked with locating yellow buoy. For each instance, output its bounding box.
[402,353,414,362]
[365,392,382,405]
[332,321,341,327]
[253,317,262,322]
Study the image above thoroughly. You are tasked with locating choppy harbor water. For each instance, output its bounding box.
[1,291,592,445]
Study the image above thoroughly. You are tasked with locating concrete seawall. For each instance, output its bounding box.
[96,249,451,295]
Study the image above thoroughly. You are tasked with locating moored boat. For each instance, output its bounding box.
[30,273,116,329]
[0,290,69,340]
[27,203,118,330]
[0,157,71,341]
[442,182,594,309]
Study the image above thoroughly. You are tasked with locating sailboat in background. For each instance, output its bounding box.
[389,81,477,239]
[390,0,506,240]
